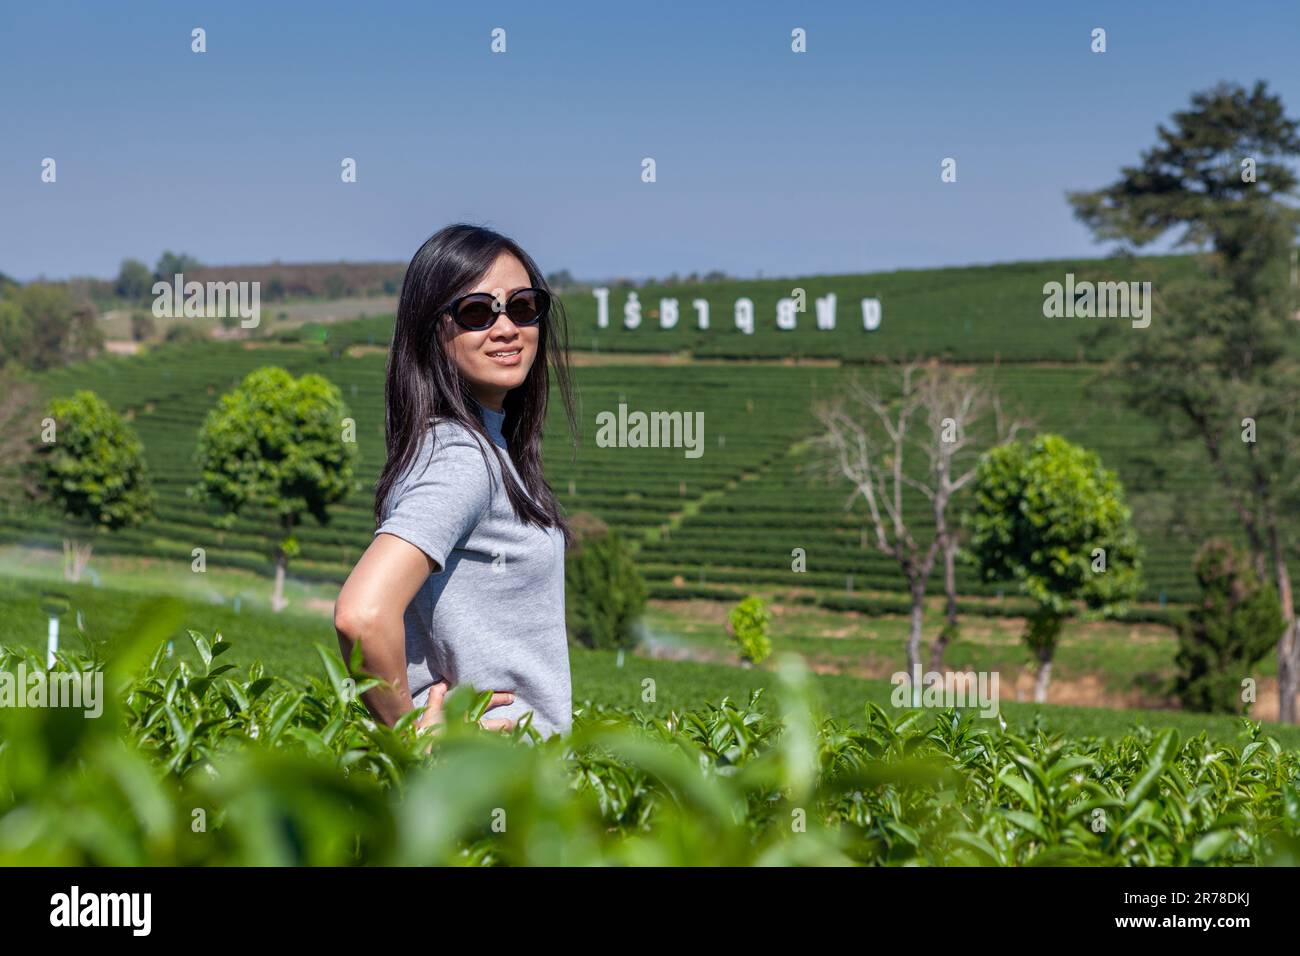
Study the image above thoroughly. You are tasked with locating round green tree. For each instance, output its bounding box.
[34,390,154,581]
[194,366,357,612]
[115,258,153,302]
[966,433,1141,702]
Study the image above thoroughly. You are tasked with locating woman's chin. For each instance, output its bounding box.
[477,365,530,391]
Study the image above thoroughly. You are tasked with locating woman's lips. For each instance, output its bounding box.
[485,347,522,366]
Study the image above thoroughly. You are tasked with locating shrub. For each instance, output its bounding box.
[727,595,772,665]
[1175,539,1283,714]
[0,282,102,371]
[3,622,1298,866]
[130,310,156,342]
[564,512,646,650]
[164,323,207,344]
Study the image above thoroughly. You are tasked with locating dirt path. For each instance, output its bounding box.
[635,636,1292,719]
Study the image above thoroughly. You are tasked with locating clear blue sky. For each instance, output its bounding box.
[2,0,1297,282]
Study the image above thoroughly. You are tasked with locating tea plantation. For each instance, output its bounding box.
[3,254,1298,868]
[2,611,1297,866]
[2,300,1280,607]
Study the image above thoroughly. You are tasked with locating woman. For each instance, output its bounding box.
[334,223,577,741]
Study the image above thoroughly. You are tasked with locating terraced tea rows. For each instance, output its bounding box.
[4,332,1283,606]
[640,366,1228,604]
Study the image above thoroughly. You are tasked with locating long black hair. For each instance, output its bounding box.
[375,223,577,546]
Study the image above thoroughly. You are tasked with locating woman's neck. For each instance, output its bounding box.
[475,398,508,449]
[471,386,506,413]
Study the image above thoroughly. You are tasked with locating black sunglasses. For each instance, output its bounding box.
[443,287,551,332]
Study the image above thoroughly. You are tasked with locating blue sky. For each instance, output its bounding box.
[2,0,1297,282]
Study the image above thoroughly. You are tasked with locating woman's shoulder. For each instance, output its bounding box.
[419,417,500,460]
[383,421,500,519]
[397,419,500,488]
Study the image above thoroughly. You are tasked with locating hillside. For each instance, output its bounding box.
[6,253,1296,611]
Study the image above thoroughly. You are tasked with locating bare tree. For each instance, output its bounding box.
[811,361,1026,696]
[915,370,1029,670]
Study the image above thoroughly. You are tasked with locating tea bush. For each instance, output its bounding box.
[2,613,1297,866]
[564,513,646,651]
[727,595,772,664]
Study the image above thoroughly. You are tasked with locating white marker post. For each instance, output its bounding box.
[40,594,70,669]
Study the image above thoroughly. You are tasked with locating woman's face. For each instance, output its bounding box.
[444,251,540,412]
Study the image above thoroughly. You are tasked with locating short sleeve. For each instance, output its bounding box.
[375,425,496,571]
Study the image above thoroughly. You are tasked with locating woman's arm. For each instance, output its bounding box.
[342,429,515,731]
[333,532,438,726]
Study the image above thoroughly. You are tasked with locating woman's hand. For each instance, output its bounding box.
[415,680,517,735]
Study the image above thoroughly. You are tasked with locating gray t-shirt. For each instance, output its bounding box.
[375,403,571,740]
